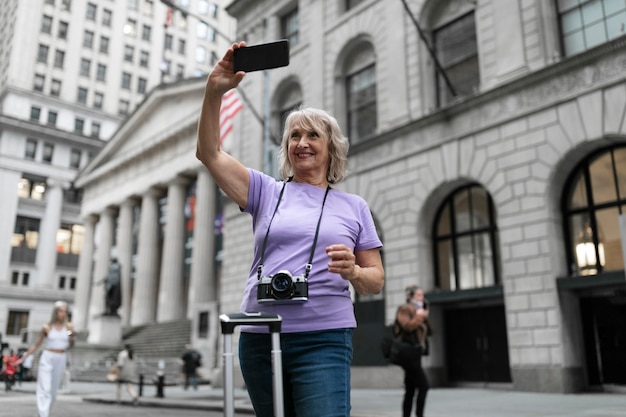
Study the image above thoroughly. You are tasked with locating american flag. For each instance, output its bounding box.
[219,90,243,144]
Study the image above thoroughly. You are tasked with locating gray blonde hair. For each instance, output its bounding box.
[50,300,69,325]
[278,107,349,184]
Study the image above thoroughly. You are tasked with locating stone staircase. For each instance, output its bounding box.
[70,319,193,385]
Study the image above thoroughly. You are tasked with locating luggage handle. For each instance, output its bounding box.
[220,312,284,417]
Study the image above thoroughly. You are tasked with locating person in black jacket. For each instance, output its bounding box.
[181,344,202,390]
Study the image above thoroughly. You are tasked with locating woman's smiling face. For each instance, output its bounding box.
[287,118,330,183]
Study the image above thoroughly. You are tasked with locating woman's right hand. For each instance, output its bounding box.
[207,41,247,97]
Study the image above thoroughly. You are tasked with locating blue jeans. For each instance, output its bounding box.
[239,328,353,417]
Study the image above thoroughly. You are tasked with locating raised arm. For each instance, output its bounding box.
[197,42,250,208]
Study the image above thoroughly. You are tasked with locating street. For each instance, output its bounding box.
[0,391,249,417]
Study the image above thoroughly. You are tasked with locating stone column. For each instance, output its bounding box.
[117,199,136,326]
[73,214,96,332]
[158,177,189,322]
[131,188,162,325]
[35,180,66,289]
[188,170,217,311]
[89,207,116,320]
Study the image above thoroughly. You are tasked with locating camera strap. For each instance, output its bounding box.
[257,179,331,280]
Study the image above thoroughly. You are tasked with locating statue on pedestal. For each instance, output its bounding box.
[104,258,122,316]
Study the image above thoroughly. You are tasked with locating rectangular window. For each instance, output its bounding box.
[140,50,149,67]
[94,92,104,109]
[102,9,112,26]
[100,36,109,53]
[198,311,209,338]
[77,87,88,104]
[47,111,57,126]
[138,77,147,94]
[178,39,186,55]
[74,118,84,134]
[347,64,377,142]
[70,149,81,169]
[80,58,91,77]
[25,139,37,160]
[125,19,137,37]
[558,0,626,56]
[119,99,129,115]
[121,72,131,89]
[37,44,49,63]
[86,2,97,20]
[59,276,66,289]
[70,277,76,290]
[54,49,65,68]
[434,12,479,107]
[281,8,299,46]
[58,21,68,39]
[22,272,30,286]
[61,0,71,11]
[12,216,41,248]
[41,15,53,34]
[51,79,61,96]
[83,30,94,48]
[56,223,84,255]
[142,24,151,41]
[164,34,173,50]
[209,2,218,18]
[34,74,45,91]
[124,45,134,62]
[6,311,29,336]
[91,122,101,139]
[11,271,19,285]
[43,143,54,164]
[30,106,41,121]
[176,64,184,79]
[96,63,106,81]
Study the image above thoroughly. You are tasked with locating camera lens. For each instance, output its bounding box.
[271,272,293,298]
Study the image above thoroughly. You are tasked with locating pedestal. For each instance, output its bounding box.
[87,315,122,346]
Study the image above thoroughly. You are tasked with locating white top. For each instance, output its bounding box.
[44,325,70,350]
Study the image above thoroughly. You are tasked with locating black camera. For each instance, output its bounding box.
[257,270,308,303]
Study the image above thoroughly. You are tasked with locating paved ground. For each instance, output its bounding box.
[7,380,626,417]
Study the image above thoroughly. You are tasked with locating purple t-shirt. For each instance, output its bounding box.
[240,168,382,333]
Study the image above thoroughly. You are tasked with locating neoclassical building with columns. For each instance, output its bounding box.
[73,0,626,392]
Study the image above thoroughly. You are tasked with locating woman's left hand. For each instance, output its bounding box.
[326,244,357,281]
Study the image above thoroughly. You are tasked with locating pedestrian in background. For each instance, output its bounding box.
[395,286,432,417]
[115,344,138,405]
[181,344,202,390]
[21,301,75,417]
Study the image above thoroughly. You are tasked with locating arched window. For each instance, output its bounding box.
[433,184,500,291]
[563,145,626,276]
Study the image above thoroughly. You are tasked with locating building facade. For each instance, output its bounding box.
[74,0,626,392]
[0,0,234,352]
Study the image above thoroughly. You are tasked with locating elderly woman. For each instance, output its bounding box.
[197,42,385,417]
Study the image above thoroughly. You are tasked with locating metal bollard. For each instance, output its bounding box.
[138,374,144,397]
[155,373,165,398]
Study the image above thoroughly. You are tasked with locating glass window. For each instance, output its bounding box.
[197,22,208,39]
[51,79,61,96]
[86,2,97,20]
[30,106,41,121]
[558,0,626,56]
[47,111,57,126]
[54,49,65,68]
[434,12,479,107]
[347,64,377,142]
[434,184,500,290]
[61,0,71,11]
[281,8,299,46]
[124,45,134,62]
[178,39,186,55]
[119,99,130,115]
[56,223,84,254]
[195,46,206,64]
[100,36,109,53]
[102,9,112,26]
[6,311,29,336]
[198,0,209,14]
[138,77,147,94]
[37,44,49,63]
[94,92,104,109]
[140,50,149,67]
[121,72,131,89]
[164,34,173,50]
[80,58,91,76]
[34,74,45,91]
[70,277,76,290]
[74,118,84,134]
[43,143,54,163]
[41,15,53,34]
[176,64,185,79]
[209,2,218,18]
[70,149,81,168]
[11,271,19,285]
[83,30,94,48]
[59,276,66,289]
[25,139,37,160]
[77,87,88,104]
[58,21,68,39]
[563,145,626,275]
[142,24,151,41]
[96,63,106,81]
[91,122,101,139]
[12,216,41,248]
[124,19,137,37]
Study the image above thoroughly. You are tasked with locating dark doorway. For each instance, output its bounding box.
[352,298,387,365]
[580,295,626,386]
[445,305,511,383]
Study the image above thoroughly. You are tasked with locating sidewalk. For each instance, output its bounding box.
[10,380,626,416]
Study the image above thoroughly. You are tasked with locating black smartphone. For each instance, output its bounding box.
[233,40,290,73]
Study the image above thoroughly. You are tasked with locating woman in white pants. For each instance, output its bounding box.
[22,301,75,417]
